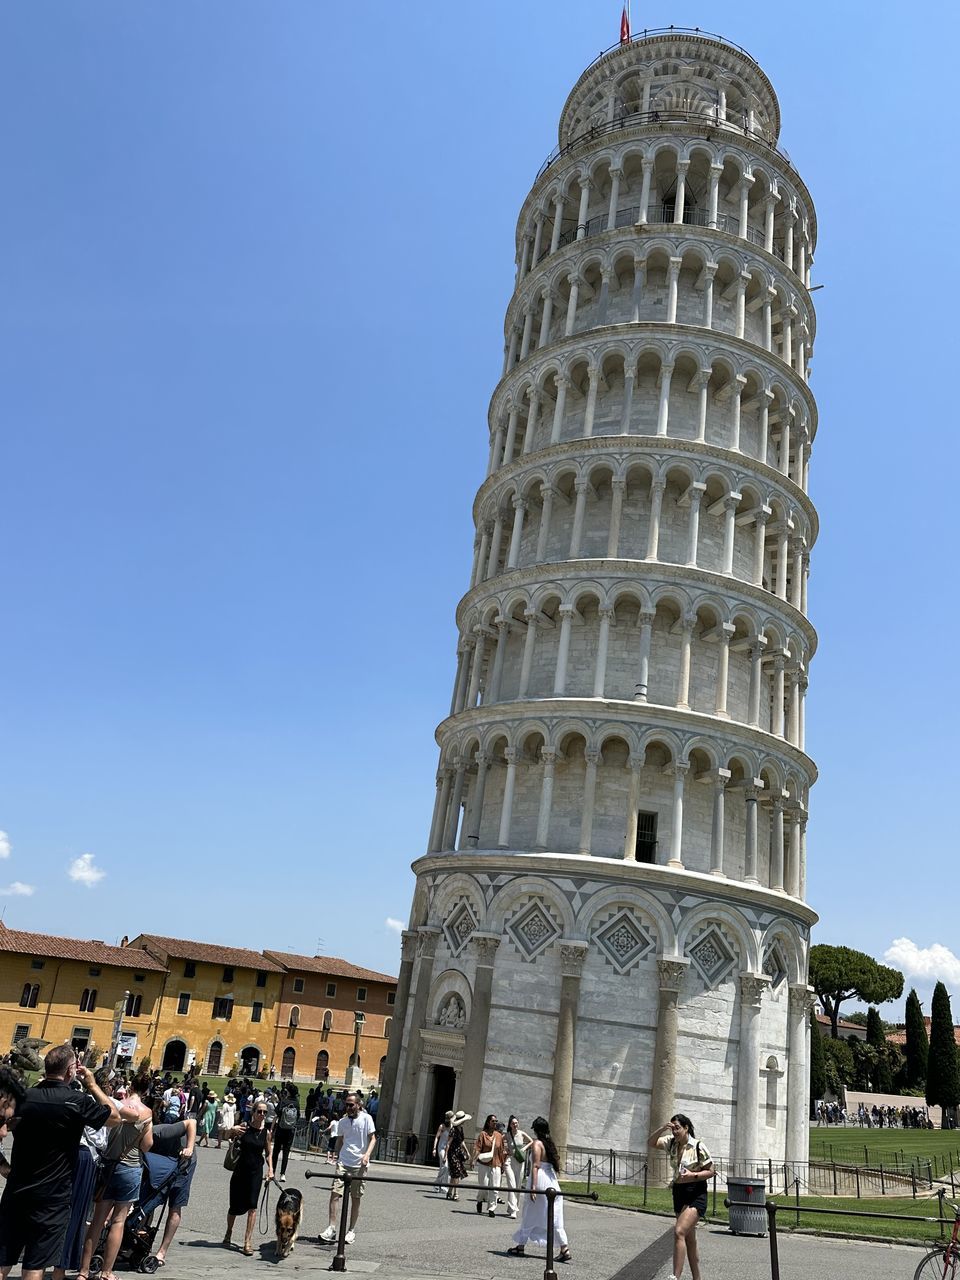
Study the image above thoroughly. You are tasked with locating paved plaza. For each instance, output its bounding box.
[149,1150,926,1280]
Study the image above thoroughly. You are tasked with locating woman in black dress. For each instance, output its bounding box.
[444,1109,471,1201]
[223,1102,273,1255]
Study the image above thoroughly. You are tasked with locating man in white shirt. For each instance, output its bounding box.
[319,1093,376,1245]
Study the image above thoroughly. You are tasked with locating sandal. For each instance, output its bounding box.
[242,1245,254,1256]
[557,1248,572,1263]
[507,1246,526,1257]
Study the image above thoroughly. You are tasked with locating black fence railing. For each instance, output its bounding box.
[579,26,765,77]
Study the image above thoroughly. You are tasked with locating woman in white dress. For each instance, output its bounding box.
[507,1116,571,1263]
[217,1094,237,1150]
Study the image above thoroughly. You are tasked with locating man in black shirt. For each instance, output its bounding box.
[0,1044,120,1280]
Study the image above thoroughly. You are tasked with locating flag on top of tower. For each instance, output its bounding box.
[620,2,631,44]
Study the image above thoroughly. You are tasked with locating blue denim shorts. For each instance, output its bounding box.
[104,1162,143,1204]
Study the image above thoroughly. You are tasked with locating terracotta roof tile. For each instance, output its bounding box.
[0,925,167,971]
[132,934,283,972]
[262,950,396,985]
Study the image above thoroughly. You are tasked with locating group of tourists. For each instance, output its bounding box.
[815,1100,933,1129]
[0,1045,716,1280]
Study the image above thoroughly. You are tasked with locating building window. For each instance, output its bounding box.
[223,966,234,983]
[134,973,145,983]
[213,997,234,1020]
[315,1049,329,1079]
[387,991,396,1006]
[20,983,40,1009]
[71,1028,91,1053]
[356,987,367,1003]
[12,1024,30,1043]
[326,982,336,998]
[177,993,191,1016]
[184,961,196,978]
[125,992,142,1018]
[288,1005,300,1028]
[79,988,97,1013]
[635,811,658,863]
[384,1017,393,1038]
[88,967,101,977]
[30,959,44,971]
[293,977,305,994]
[251,1001,263,1023]
[322,1010,333,1031]
[281,1047,295,1079]
[256,970,267,988]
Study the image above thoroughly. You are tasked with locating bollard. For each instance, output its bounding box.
[912,1168,917,1198]
[768,1157,773,1193]
[794,1177,800,1228]
[929,1160,934,1190]
[855,1166,860,1199]
[832,1161,837,1196]
[609,1148,614,1186]
[765,1201,781,1280]
[880,1162,885,1196]
[331,1173,353,1273]
[642,1160,648,1207]
[586,1157,592,1196]
[951,1166,956,1198]
[712,1173,716,1219]
[939,1188,946,1240]
[544,1187,558,1280]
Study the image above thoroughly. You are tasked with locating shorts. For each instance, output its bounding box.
[0,1192,71,1270]
[104,1162,143,1204]
[331,1162,365,1199]
[672,1180,708,1219]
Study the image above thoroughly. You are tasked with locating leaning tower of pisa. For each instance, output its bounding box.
[382,27,819,1165]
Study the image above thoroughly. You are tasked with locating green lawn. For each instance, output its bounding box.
[808,1127,960,1177]
[562,1181,954,1244]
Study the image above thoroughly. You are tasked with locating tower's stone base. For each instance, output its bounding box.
[388,852,816,1164]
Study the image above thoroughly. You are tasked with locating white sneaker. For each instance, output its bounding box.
[508,1211,517,1219]
[344,1230,356,1245]
[279,1175,286,1183]
[320,1226,337,1242]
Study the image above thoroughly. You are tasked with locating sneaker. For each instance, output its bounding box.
[320,1226,337,1243]
[508,1211,517,1220]
[279,1175,286,1183]
[488,1209,495,1218]
[344,1231,356,1245]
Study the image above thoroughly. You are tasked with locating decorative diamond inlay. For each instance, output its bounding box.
[594,910,654,974]
[507,901,560,961]
[688,926,736,988]
[443,900,478,957]
[762,943,787,990]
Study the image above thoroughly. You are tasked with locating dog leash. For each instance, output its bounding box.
[258,1177,275,1236]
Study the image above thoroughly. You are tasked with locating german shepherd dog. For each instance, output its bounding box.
[275,1186,303,1258]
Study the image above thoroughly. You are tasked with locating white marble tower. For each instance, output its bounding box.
[383,27,819,1165]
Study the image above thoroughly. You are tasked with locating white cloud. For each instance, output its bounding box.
[0,831,10,859]
[885,938,960,989]
[385,917,405,935]
[0,882,34,897]
[68,853,106,888]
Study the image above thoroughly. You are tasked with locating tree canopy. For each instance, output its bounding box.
[926,982,960,1110]
[808,944,904,1039]
[904,988,929,1090]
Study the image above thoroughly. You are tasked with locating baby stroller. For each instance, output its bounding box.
[89,1158,185,1275]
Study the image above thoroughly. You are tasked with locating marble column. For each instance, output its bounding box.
[517,612,539,698]
[550,942,589,1166]
[735,973,770,1162]
[535,751,557,850]
[635,610,655,702]
[578,750,600,854]
[607,479,625,557]
[646,482,665,559]
[442,758,467,850]
[456,933,502,1122]
[649,958,690,1129]
[379,929,418,1132]
[667,763,688,868]
[394,927,442,1133]
[593,608,613,697]
[709,769,731,875]
[623,757,643,860]
[497,750,518,849]
[465,754,490,847]
[744,785,762,882]
[785,985,814,1163]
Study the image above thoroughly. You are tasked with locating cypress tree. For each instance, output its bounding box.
[809,1009,826,1102]
[926,982,960,1111]
[905,988,929,1090]
[866,1006,893,1093]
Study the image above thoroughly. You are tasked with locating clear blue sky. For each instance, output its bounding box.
[0,3,956,1021]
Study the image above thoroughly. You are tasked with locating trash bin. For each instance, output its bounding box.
[726,1176,767,1235]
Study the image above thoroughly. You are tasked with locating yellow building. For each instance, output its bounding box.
[129,934,285,1076]
[0,923,396,1084]
[0,924,167,1063]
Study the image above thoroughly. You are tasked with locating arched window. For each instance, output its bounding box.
[315,1050,329,1080]
[764,1055,781,1128]
[207,1040,223,1075]
[281,1047,296,1079]
[384,1017,393,1039]
[378,1055,386,1082]
[321,1009,332,1032]
[20,984,40,1009]
[288,1005,300,1029]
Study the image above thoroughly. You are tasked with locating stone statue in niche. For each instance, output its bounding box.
[437,995,466,1029]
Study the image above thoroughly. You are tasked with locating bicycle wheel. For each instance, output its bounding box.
[914,1245,960,1279]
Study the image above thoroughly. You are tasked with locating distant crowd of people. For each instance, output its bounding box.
[815,1100,934,1128]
